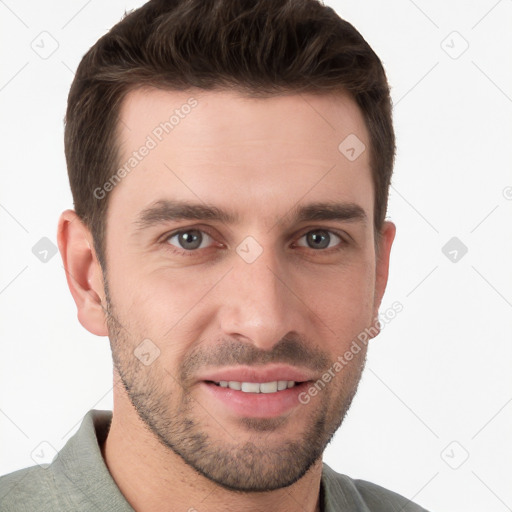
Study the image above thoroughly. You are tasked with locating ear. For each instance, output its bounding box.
[370,220,396,337]
[57,209,108,336]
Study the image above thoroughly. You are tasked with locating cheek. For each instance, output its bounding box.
[302,260,376,336]
[111,270,214,360]
[111,261,201,322]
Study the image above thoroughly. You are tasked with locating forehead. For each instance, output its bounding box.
[108,87,373,229]
[117,86,369,151]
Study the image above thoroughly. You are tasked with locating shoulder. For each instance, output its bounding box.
[322,463,430,512]
[0,409,117,512]
[0,463,63,512]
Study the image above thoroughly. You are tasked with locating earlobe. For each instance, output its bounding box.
[57,209,108,336]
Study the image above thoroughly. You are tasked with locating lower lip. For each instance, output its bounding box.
[200,381,310,418]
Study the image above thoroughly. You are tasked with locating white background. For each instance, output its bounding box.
[1,1,511,511]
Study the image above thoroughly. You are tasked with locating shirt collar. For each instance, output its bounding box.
[60,409,353,512]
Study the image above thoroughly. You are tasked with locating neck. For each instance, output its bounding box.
[101,381,323,512]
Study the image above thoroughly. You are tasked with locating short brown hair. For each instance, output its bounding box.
[65,0,395,272]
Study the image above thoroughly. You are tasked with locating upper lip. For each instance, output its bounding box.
[197,364,317,384]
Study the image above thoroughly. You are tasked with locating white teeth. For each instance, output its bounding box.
[260,381,278,393]
[277,380,288,391]
[241,382,261,393]
[214,380,298,393]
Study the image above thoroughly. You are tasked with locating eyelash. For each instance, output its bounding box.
[159,226,349,257]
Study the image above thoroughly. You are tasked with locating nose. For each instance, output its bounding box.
[216,241,308,351]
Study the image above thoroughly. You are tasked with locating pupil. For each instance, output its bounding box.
[180,230,201,249]
[309,230,329,249]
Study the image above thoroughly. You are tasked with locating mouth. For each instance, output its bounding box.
[199,371,314,418]
[196,365,317,418]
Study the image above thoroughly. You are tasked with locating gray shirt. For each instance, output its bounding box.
[0,409,429,511]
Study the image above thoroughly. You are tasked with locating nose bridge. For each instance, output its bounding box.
[217,239,304,350]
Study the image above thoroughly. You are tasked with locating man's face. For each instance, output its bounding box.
[101,88,392,492]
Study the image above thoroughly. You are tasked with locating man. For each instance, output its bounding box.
[0,0,429,510]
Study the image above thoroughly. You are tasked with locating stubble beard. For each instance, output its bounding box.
[104,287,367,492]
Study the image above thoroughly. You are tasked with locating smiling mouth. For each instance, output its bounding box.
[206,380,300,393]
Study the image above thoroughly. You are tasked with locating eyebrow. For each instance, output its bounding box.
[132,199,368,232]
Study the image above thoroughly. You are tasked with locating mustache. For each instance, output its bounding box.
[179,334,331,382]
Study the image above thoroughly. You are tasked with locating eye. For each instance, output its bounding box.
[295,229,344,251]
[161,227,347,257]
[164,229,216,253]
